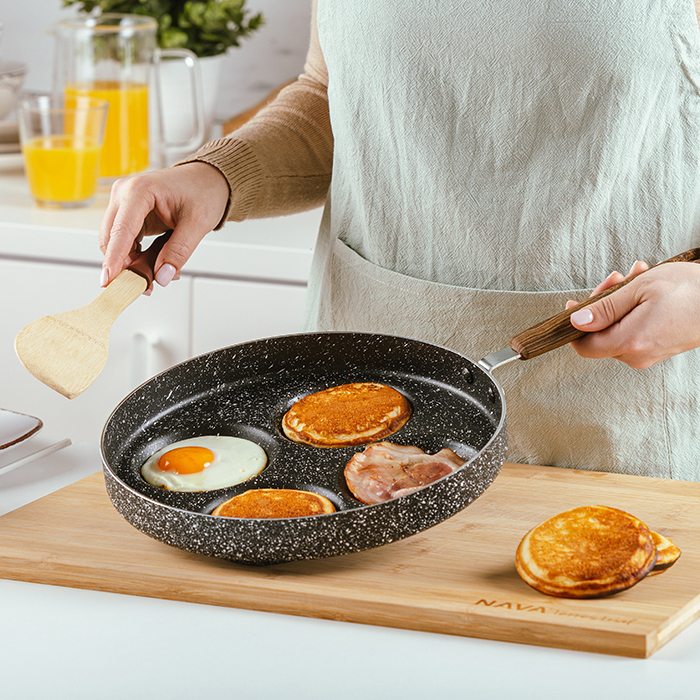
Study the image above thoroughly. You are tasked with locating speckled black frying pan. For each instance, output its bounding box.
[100,248,700,565]
[101,332,507,565]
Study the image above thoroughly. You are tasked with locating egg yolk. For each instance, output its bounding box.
[157,446,214,474]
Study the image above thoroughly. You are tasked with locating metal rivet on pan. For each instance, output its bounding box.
[461,367,474,383]
[487,387,496,402]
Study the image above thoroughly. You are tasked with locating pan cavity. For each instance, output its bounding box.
[139,434,268,493]
[278,382,412,447]
[204,484,344,519]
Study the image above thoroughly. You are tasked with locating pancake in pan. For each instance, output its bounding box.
[282,382,411,447]
[211,488,336,519]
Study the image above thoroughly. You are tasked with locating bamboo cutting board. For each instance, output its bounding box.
[0,462,699,658]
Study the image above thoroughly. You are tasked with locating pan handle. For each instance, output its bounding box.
[509,247,700,360]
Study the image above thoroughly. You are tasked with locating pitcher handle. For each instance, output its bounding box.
[154,48,206,159]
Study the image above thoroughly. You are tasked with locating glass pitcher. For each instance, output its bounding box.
[53,14,204,179]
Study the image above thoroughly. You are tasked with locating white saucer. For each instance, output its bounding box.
[0,407,42,451]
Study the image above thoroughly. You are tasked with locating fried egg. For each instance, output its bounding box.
[140,435,267,492]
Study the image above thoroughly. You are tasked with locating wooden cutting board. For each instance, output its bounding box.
[0,462,698,658]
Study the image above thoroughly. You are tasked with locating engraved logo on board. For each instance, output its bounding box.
[474,599,637,625]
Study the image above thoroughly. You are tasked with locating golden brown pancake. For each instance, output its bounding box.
[211,488,336,519]
[281,382,411,447]
[515,505,657,598]
[646,531,681,576]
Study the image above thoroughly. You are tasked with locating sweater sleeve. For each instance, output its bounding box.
[178,0,332,224]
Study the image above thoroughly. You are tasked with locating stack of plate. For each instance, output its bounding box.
[0,408,71,477]
[0,119,19,155]
[0,59,27,157]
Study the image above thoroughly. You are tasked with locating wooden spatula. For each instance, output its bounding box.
[14,233,171,399]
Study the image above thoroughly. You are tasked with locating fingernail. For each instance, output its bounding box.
[155,263,177,287]
[100,267,109,287]
[571,308,594,325]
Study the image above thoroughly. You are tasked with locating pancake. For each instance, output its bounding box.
[281,382,411,447]
[515,505,658,598]
[646,531,681,576]
[211,488,336,519]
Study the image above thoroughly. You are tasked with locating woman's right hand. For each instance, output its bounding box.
[98,161,230,290]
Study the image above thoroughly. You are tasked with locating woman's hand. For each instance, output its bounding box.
[98,162,230,290]
[567,259,700,369]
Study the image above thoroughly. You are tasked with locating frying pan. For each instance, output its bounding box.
[101,247,700,565]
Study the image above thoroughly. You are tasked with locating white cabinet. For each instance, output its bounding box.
[0,258,309,443]
[0,174,319,445]
[191,277,308,356]
[0,258,191,443]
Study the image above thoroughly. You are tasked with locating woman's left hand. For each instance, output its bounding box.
[567,259,700,369]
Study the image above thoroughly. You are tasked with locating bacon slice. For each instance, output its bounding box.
[344,442,466,504]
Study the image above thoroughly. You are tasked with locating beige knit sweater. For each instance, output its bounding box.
[185,0,332,224]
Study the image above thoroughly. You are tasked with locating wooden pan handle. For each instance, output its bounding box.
[509,247,700,360]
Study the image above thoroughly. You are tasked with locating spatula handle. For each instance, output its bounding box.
[126,231,173,286]
[509,248,700,360]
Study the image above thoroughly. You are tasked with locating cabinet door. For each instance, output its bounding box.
[0,258,191,443]
[191,277,307,356]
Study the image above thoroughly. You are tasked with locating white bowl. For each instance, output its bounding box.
[0,61,28,121]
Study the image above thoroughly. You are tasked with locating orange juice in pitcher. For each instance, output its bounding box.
[54,14,204,178]
[66,81,149,178]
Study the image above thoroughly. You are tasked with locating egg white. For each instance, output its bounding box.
[140,435,267,492]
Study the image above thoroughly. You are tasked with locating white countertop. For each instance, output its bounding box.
[0,153,321,284]
[0,442,700,700]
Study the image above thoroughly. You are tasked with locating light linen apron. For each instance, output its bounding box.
[303,0,700,480]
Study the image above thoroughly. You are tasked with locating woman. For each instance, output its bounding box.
[99,0,700,479]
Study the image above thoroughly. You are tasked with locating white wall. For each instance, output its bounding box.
[0,0,312,123]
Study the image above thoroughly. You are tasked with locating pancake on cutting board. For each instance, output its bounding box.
[515,505,658,598]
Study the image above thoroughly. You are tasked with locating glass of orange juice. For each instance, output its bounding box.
[17,94,109,208]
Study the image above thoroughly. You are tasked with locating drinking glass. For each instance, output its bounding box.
[17,94,109,208]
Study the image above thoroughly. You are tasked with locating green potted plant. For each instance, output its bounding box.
[62,0,264,163]
[61,0,264,58]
